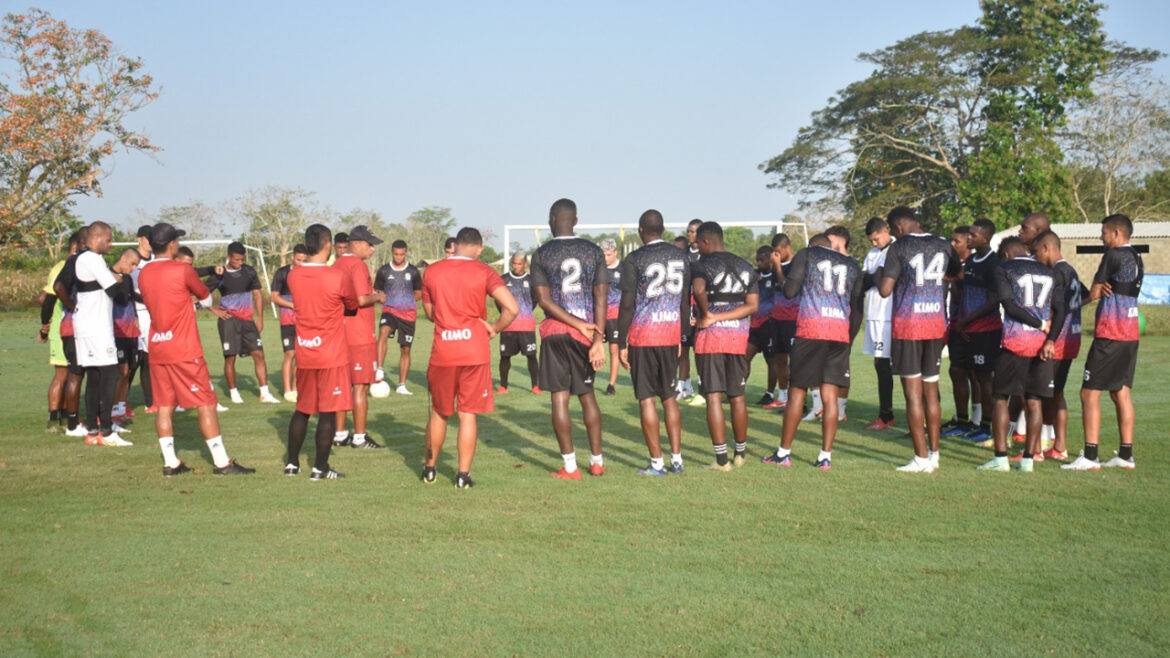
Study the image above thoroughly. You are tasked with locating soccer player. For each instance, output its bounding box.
[270,244,308,402]
[139,223,254,475]
[616,210,690,475]
[952,220,1001,442]
[444,237,455,258]
[207,242,279,404]
[285,225,359,480]
[1032,230,1082,461]
[747,245,778,403]
[977,237,1064,472]
[374,239,423,395]
[942,225,974,436]
[1064,214,1143,471]
[52,229,90,437]
[1018,212,1051,251]
[764,234,862,469]
[531,198,609,480]
[39,231,84,433]
[601,238,622,396]
[765,233,799,411]
[67,222,132,446]
[111,248,142,425]
[332,232,349,262]
[420,228,518,488]
[878,206,960,472]
[332,225,387,449]
[497,253,540,394]
[128,225,155,413]
[676,218,704,400]
[861,218,896,430]
[691,221,759,471]
[820,224,854,422]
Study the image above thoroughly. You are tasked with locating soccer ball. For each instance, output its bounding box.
[370,380,391,398]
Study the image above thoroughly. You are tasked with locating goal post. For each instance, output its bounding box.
[502,220,809,265]
[111,239,278,320]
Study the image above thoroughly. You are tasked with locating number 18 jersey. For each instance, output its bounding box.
[530,236,608,347]
[882,233,959,340]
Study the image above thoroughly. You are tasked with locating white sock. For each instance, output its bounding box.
[817,450,831,463]
[650,457,665,470]
[839,397,848,419]
[259,385,271,397]
[562,453,578,473]
[733,442,747,455]
[230,387,240,396]
[205,435,230,468]
[810,389,823,412]
[335,430,348,440]
[1043,424,1055,441]
[590,453,604,466]
[779,389,788,403]
[776,446,791,458]
[971,403,983,426]
[352,432,367,445]
[915,454,931,465]
[670,452,683,465]
[1016,410,1026,433]
[159,436,180,468]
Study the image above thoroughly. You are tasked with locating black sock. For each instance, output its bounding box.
[457,471,469,479]
[499,356,510,389]
[49,410,60,422]
[67,412,79,431]
[1084,443,1099,461]
[287,411,309,467]
[526,355,539,387]
[995,449,1007,458]
[875,357,893,421]
[715,452,728,466]
[314,413,336,472]
[1119,444,1133,461]
[58,408,68,425]
[956,415,969,423]
[1023,451,1033,459]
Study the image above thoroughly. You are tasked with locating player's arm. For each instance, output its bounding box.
[270,270,293,309]
[849,272,865,342]
[592,257,609,347]
[878,245,900,298]
[995,266,1043,330]
[412,268,423,302]
[679,261,692,337]
[486,281,518,339]
[1087,250,1118,302]
[944,245,961,282]
[1046,278,1066,342]
[251,288,265,330]
[781,249,808,299]
[88,257,125,303]
[38,293,55,342]
[615,260,636,349]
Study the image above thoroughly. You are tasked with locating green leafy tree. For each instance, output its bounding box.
[238,187,330,270]
[386,206,456,264]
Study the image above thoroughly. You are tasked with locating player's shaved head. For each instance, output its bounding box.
[998,236,1027,259]
[120,247,140,261]
[886,206,920,237]
[809,234,831,248]
[1034,230,1060,250]
[1023,212,1050,232]
[639,209,665,236]
[1103,213,1133,238]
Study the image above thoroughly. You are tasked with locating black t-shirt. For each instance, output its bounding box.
[617,240,690,347]
[530,236,608,344]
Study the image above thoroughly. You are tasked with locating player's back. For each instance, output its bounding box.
[888,233,955,340]
[624,240,688,347]
[795,246,861,343]
[999,256,1056,357]
[531,236,605,344]
[422,257,503,366]
[1094,245,1143,341]
[139,259,207,364]
[694,251,757,354]
[1052,259,1083,360]
[288,264,352,369]
[334,254,375,344]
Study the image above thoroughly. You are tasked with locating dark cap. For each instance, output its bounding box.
[150,222,186,247]
[136,224,154,239]
[347,225,383,246]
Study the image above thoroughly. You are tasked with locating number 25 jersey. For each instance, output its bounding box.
[530,236,608,347]
[881,233,959,341]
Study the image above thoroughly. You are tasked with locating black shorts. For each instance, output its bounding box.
[61,336,83,375]
[629,345,679,401]
[379,313,416,346]
[748,320,776,356]
[500,331,537,358]
[1053,358,1074,395]
[538,334,595,395]
[696,353,748,398]
[605,319,620,344]
[280,325,296,352]
[1082,338,1139,392]
[115,337,138,366]
[773,320,797,354]
[891,338,944,382]
[947,329,968,369]
[956,330,1000,371]
[218,317,263,357]
[789,338,851,389]
[993,351,1055,399]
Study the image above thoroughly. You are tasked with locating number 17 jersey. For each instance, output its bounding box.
[881,233,959,340]
[530,236,608,347]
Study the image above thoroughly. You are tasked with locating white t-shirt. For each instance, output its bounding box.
[73,251,119,339]
[864,241,893,322]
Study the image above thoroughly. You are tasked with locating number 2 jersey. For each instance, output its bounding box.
[881,233,960,341]
[692,251,758,354]
[530,236,608,347]
[784,245,863,344]
[616,240,690,347]
[1092,245,1143,342]
[995,256,1065,358]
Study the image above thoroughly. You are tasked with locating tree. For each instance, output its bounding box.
[237,187,331,270]
[0,9,160,242]
[386,206,456,264]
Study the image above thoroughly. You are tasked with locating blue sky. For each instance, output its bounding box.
[38,1,1170,244]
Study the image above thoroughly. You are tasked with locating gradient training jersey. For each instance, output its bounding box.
[1052,259,1083,360]
[333,254,376,346]
[287,263,358,369]
[786,246,862,343]
[112,275,139,338]
[960,250,1003,333]
[996,257,1062,358]
[374,262,422,322]
[270,264,296,327]
[882,233,959,340]
[605,263,622,320]
[500,272,535,332]
[138,258,212,365]
[1092,245,1143,342]
[751,271,775,328]
[618,240,689,348]
[209,265,261,322]
[771,260,800,322]
[693,251,758,355]
[530,236,607,346]
[422,257,504,366]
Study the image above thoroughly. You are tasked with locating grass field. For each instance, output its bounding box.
[1,310,1168,656]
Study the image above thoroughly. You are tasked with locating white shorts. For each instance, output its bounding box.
[136,308,151,353]
[863,320,892,358]
[76,335,118,367]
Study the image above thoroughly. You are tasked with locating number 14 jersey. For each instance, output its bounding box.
[881,233,960,340]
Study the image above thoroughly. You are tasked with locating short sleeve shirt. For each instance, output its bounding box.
[692,251,758,355]
[620,240,690,347]
[73,250,119,339]
[501,272,536,332]
[374,263,422,321]
[138,258,212,364]
[530,236,608,346]
[882,233,959,341]
[1052,260,1083,360]
[605,263,622,320]
[789,246,863,344]
[960,250,1003,333]
[288,263,358,369]
[1092,246,1143,342]
[213,265,261,322]
[333,254,377,346]
[271,265,296,327]
[997,257,1060,358]
[422,257,504,366]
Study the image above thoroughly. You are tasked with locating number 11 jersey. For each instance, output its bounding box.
[881,233,959,341]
